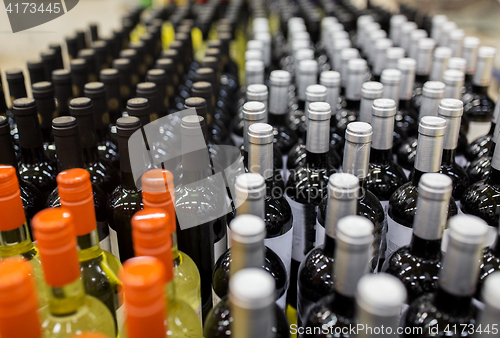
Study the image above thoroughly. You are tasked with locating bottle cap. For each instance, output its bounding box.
[52,116,78,137]
[52,69,72,82]
[419,116,447,137]
[230,214,266,244]
[320,71,341,87]
[242,101,266,121]
[308,102,331,121]
[419,173,453,201]
[5,68,24,81]
[245,49,263,62]
[12,98,36,116]
[443,69,465,84]
[131,208,174,283]
[356,273,406,316]
[372,99,396,117]
[418,37,436,50]
[32,81,53,98]
[269,70,290,86]
[438,98,463,117]
[141,169,175,232]
[381,69,401,85]
[337,215,373,246]
[32,208,80,287]
[397,57,417,70]
[345,121,373,144]
[0,166,26,232]
[246,84,268,102]
[361,82,384,99]
[305,84,327,102]
[229,268,274,309]
[422,81,446,99]
[248,123,273,145]
[328,173,359,200]
[299,59,318,73]
[117,116,141,132]
[247,40,264,51]
[448,215,488,245]
[434,46,452,59]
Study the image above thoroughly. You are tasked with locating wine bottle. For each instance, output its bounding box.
[136,82,160,122]
[400,22,417,55]
[78,49,99,83]
[27,58,46,85]
[366,30,387,67]
[205,267,290,338]
[146,69,171,117]
[396,58,419,139]
[380,69,405,146]
[402,215,488,337]
[66,34,79,61]
[245,60,265,87]
[6,68,28,105]
[439,21,457,48]
[297,172,359,326]
[430,14,447,44]
[40,50,57,82]
[429,47,452,82]
[69,97,119,197]
[366,98,408,207]
[0,257,42,338]
[31,81,57,165]
[477,227,500,298]
[383,173,452,303]
[141,168,203,319]
[0,165,47,305]
[32,208,116,338]
[385,47,405,71]
[437,99,470,199]
[214,211,288,309]
[388,116,458,257]
[120,256,190,338]
[52,69,74,117]
[112,58,133,108]
[69,59,88,98]
[340,49,360,90]
[286,102,335,308]
[0,117,43,223]
[355,274,407,338]
[411,38,435,108]
[107,116,143,262]
[358,82,384,123]
[119,50,141,88]
[100,69,123,124]
[241,101,266,167]
[12,98,57,201]
[131,209,203,333]
[475,272,500,337]
[372,39,394,81]
[302,216,374,337]
[463,47,497,141]
[56,168,122,326]
[462,36,480,91]
[409,30,428,61]
[247,124,293,274]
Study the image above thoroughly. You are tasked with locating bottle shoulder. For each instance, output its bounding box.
[298,246,335,297]
[304,292,355,337]
[366,161,409,200]
[167,296,203,337]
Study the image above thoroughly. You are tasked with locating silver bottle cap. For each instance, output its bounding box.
[335,216,373,297]
[320,71,341,115]
[413,173,453,241]
[367,30,387,63]
[294,49,314,83]
[345,59,367,101]
[473,46,497,86]
[254,32,272,67]
[248,122,273,145]
[268,70,290,115]
[305,84,327,117]
[448,29,465,57]
[306,102,331,154]
[245,60,264,86]
[333,39,352,72]
[400,22,418,53]
[438,98,463,150]
[230,268,275,309]
[381,69,402,106]
[341,48,361,87]
[298,60,318,101]
[246,84,268,105]
[343,122,372,179]
[356,274,406,317]
[390,14,407,45]
[235,174,266,217]
[431,14,448,42]
[447,57,467,73]
[359,82,384,123]
[247,40,264,52]
[443,70,465,100]
[440,215,487,297]
[371,99,397,150]
[415,116,446,173]
[416,38,436,75]
[248,123,274,180]
[373,38,394,76]
[243,101,267,152]
[291,40,310,54]
[409,29,428,60]
[385,47,405,70]
[245,49,264,63]
[398,58,417,100]
[325,173,359,239]
[419,81,446,119]
[430,47,452,81]
[440,21,457,47]
[462,36,480,75]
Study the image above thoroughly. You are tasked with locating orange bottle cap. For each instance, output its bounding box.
[0,257,41,338]
[56,168,97,236]
[121,257,167,338]
[0,166,26,231]
[141,169,176,234]
[131,209,174,283]
[32,208,80,287]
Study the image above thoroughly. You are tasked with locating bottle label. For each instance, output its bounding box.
[212,287,222,307]
[286,196,317,262]
[385,215,413,259]
[214,233,227,266]
[109,226,120,262]
[264,225,294,279]
[441,225,497,252]
[467,121,491,143]
[315,217,325,247]
[97,220,111,252]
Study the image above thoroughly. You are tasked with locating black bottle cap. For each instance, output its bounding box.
[195,68,215,84]
[155,58,175,72]
[12,98,36,115]
[13,98,43,148]
[169,41,183,54]
[160,49,178,60]
[127,98,149,111]
[117,116,141,133]
[69,97,92,112]
[191,81,212,96]
[49,43,61,53]
[120,49,138,61]
[6,68,24,81]
[78,48,95,60]
[92,40,107,52]
[136,82,157,95]
[207,40,222,49]
[40,49,56,62]
[90,23,99,41]
[140,33,154,44]
[201,57,218,71]
[32,81,54,98]
[52,69,71,83]
[84,82,105,96]
[70,58,87,71]
[205,48,220,59]
[113,58,131,70]
[27,59,44,71]
[129,41,145,53]
[146,69,166,82]
[52,116,78,137]
[100,68,119,81]
[184,97,208,120]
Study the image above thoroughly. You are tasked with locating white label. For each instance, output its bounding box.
[100,236,111,253]
[97,220,111,252]
[231,134,244,148]
[442,225,497,252]
[467,121,491,143]
[109,226,120,261]
[385,214,413,258]
[212,287,222,307]
[315,217,325,247]
[264,226,294,279]
[286,196,316,262]
[214,233,227,266]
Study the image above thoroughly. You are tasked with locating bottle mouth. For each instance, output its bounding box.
[56,168,93,202]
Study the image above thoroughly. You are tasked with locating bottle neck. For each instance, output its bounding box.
[48,278,86,316]
[414,134,443,174]
[229,240,265,277]
[267,112,287,126]
[306,119,330,156]
[370,114,394,151]
[231,298,275,338]
[441,149,456,166]
[399,69,415,101]
[369,148,393,164]
[171,231,181,266]
[324,195,357,241]
[343,139,370,181]
[54,132,85,171]
[268,83,288,116]
[434,287,472,317]
[419,95,442,120]
[76,229,103,261]
[333,240,370,298]
[409,235,442,260]
[411,169,425,186]
[248,142,273,180]
[323,235,336,257]
[0,223,35,259]
[359,96,377,123]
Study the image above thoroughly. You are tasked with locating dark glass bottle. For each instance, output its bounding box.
[129,41,148,81]
[12,98,57,201]
[52,69,73,117]
[78,49,99,83]
[410,38,435,112]
[27,59,46,85]
[6,69,27,106]
[69,59,89,98]
[0,116,43,225]
[69,97,119,197]
[125,98,155,130]
[402,215,488,337]
[365,99,408,208]
[204,268,291,338]
[49,43,64,70]
[383,173,452,303]
[112,58,133,110]
[212,213,288,308]
[438,99,470,199]
[65,34,79,61]
[146,69,170,117]
[46,116,110,250]
[388,116,458,258]
[303,216,374,337]
[477,228,500,299]
[297,173,359,326]
[100,68,123,124]
[108,116,143,262]
[136,82,160,122]
[462,36,480,92]
[396,58,419,140]
[84,82,119,168]
[31,81,57,165]
[372,38,393,81]
[119,49,141,88]
[286,102,335,309]
[40,49,57,83]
